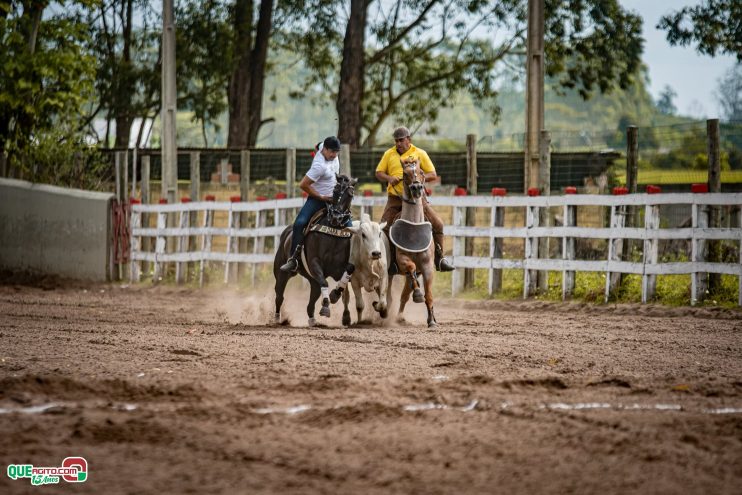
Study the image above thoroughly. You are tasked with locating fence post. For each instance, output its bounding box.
[176,200,190,284]
[537,130,551,293]
[489,204,504,294]
[225,199,241,284]
[642,203,659,302]
[524,204,540,297]
[691,202,709,305]
[606,204,626,301]
[114,151,128,281]
[451,204,466,295]
[188,152,200,281]
[251,205,266,288]
[141,156,151,278]
[129,201,141,283]
[286,148,297,196]
[464,134,478,289]
[153,206,168,282]
[562,202,576,299]
[623,125,639,273]
[239,150,251,278]
[199,196,215,287]
[708,118,721,293]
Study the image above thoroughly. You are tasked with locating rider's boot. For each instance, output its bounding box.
[280,244,302,273]
[435,243,454,272]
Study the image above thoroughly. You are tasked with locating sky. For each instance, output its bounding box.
[619,0,737,119]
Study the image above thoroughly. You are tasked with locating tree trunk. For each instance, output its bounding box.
[336,0,367,149]
[113,0,135,148]
[246,0,274,147]
[227,0,254,148]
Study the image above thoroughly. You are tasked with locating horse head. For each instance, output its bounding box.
[401,157,425,201]
[327,174,357,227]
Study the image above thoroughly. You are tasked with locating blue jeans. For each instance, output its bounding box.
[289,197,352,255]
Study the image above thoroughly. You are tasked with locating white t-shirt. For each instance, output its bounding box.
[306,145,340,197]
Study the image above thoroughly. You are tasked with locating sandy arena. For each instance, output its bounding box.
[1,277,741,494]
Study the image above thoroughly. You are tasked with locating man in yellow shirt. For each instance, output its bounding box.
[375,126,454,273]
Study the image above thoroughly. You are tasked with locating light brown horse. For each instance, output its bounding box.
[386,157,437,327]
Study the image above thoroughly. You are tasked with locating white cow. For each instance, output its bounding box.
[341,214,389,324]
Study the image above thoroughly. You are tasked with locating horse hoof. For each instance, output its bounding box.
[428,320,438,328]
[320,306,331,318]
[380,308,388,318]
[274,313,281,324]
[329,288,343,304]
[413,289,424,303]
[308,317,317,327]
[342,312,351,326]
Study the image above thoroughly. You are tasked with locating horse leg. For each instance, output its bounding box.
[307,280,322,327]
[273,229,294,324]
[330,263,354,304]
[397,257,416,319]
[411,270,424,304]
[422,266,437,328]
[341,284,352,327]
[308,258,331,318]
[351,277,364,323]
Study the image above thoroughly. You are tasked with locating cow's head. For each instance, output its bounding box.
[347,214,386,260]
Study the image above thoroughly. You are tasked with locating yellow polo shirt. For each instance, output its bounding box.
[375,144,435,196]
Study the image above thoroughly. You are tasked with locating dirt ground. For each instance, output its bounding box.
[1,276,741,494]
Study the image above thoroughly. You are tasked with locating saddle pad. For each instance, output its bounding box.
[389,219,432,253]
[308,224,351,238]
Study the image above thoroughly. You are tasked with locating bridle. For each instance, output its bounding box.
[327,175,355,228]
[401,159,425,205]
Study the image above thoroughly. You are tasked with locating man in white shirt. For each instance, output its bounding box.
[280,136,349,272]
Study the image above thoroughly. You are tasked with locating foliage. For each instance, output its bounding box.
[658,0,742,61]
[716,63,742,121]
[656,85,678,116]
[84,0,161,147]
[0,1,98,178]
[176,0,232,146]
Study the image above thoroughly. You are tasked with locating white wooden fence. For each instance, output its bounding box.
[130,192,742,306]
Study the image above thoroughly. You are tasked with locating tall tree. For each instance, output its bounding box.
[290,0,643,147]
[0,1,96,174]
[716,63,742,121]
[227,0,274,148]
[336,0,367,148]
[87,0,160,148]
[658,0,742,61]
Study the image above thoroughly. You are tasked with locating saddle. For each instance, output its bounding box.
[389,218,432,253]
[303,209,351,238]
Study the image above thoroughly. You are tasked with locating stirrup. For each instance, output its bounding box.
[280,257,299,273]
[436,256,454,272]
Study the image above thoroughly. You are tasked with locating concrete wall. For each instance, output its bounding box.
[0,178,114,281]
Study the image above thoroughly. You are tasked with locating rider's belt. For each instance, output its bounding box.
[389,219,432,252]
[309,224,351,238]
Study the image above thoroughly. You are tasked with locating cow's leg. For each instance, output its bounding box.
[351,277,365,323]
[341,284,352,327]
[307,280,322,327]
[307,258,331,318]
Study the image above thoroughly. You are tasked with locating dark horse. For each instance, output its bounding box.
[273,175,357,326]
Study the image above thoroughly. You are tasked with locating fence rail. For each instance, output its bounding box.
[130,192,742,306]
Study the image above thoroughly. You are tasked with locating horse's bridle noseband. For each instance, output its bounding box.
[402,160,425,204]
[327,176,354,228]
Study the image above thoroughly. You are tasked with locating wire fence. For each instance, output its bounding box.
[99,120,742,196]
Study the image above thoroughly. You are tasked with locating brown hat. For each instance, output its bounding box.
[392,126,410,139]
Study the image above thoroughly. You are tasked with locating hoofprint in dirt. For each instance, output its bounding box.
[0,283,740,494]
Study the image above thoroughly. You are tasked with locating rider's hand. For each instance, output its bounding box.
[388,176,401,186]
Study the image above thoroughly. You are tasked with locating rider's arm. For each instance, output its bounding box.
[299,175,332,202]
